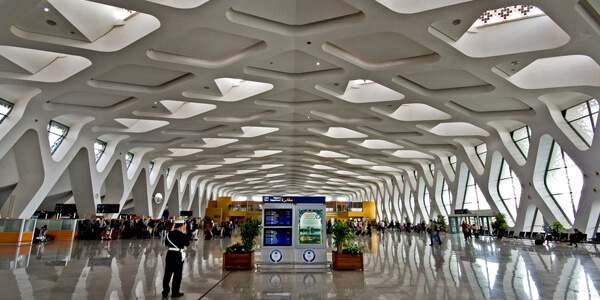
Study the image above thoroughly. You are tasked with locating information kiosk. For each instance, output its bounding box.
[262,196,327,270]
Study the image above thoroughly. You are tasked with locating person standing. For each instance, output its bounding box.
[162,220,189,298]
[461,220,470,241]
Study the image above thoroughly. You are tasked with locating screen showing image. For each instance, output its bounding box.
[264,228,292,246]
[264,209,292,226]
[298,209,323,244]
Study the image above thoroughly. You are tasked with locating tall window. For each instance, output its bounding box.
[94,139,107,163]
[149,161,154,172]
[463,171,491,211]
[564,98,599,147]
[545,141,583,224]
[511,126,531,159]
[449,155,457,173]
[422,184,430,220]
[429,164,435,177]
[47,121,69,155]
[166,168,170,176]
[0,98,14,124]
[441,179,453,216]
[125,152,134,169]
[407,189,415,217]
[476,143,487,166]
[497,159,522,223]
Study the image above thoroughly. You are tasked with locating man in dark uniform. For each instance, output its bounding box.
[163,220,189,298]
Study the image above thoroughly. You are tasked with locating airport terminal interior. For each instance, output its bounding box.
[2,0,600,299]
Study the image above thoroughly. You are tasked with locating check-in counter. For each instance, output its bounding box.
[35,219,78,240]
[0,219,37,244]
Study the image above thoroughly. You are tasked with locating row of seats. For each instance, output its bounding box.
[504,231,600,243]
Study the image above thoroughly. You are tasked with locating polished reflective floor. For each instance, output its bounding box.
[1,231,600,299]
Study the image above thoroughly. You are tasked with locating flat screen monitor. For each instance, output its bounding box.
[55,204,77,214]
[96,204,120,214]
[180,210,193,217]
[264,209,292,226]
[263,228,292,246]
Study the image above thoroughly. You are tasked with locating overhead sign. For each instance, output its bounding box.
[262,196,325,204]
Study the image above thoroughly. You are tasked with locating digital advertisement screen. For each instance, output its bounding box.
[298,209,323,244]
[264,228,292,246]
[264,209,292,226]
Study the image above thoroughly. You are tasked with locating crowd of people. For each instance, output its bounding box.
[328,217,447,246]
[76,217,239,242]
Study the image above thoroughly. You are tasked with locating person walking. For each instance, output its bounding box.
[162,220,189,298]
[430,220,442,246]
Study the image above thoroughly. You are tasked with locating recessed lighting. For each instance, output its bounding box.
[316,62,320,65]
[154,102,157,104]
[452,19,461,25]
[43,7,49,12]
[511,61,519,66]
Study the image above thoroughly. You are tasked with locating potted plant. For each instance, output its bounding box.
[331,220,364,270]
[437,215,447,232]
[492,212,508,240]
[223,219,261,270]
[552,221,565,241]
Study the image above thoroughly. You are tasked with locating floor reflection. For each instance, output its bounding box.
[1,231,600,299]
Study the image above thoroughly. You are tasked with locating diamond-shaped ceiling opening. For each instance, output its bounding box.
[451,97,530,112]
[94,65,188,87]
[376,0,471,14]
[12,0,160,51]
[149,28,264,67]
[232,0,360,25]
[430,5,569,57]
[316,79,405,103]
[495,55,600,89]
[146,0,209,9]
[401,69,490,91]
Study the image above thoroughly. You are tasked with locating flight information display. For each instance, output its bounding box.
[264,228,292,246]
[264,209,292,226]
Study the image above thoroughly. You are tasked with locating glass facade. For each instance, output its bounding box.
[564,98,599,147]
[544,141,583,224]
[463,171,491,211]
[511,126,531,159]
[497,159,522,224]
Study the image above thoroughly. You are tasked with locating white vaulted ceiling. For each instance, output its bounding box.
[1,0,600,206]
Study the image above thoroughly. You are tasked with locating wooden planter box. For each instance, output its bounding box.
[332,251,363,270]
[223,252,254,270]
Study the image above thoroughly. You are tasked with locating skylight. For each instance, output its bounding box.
[473,5,545,28]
